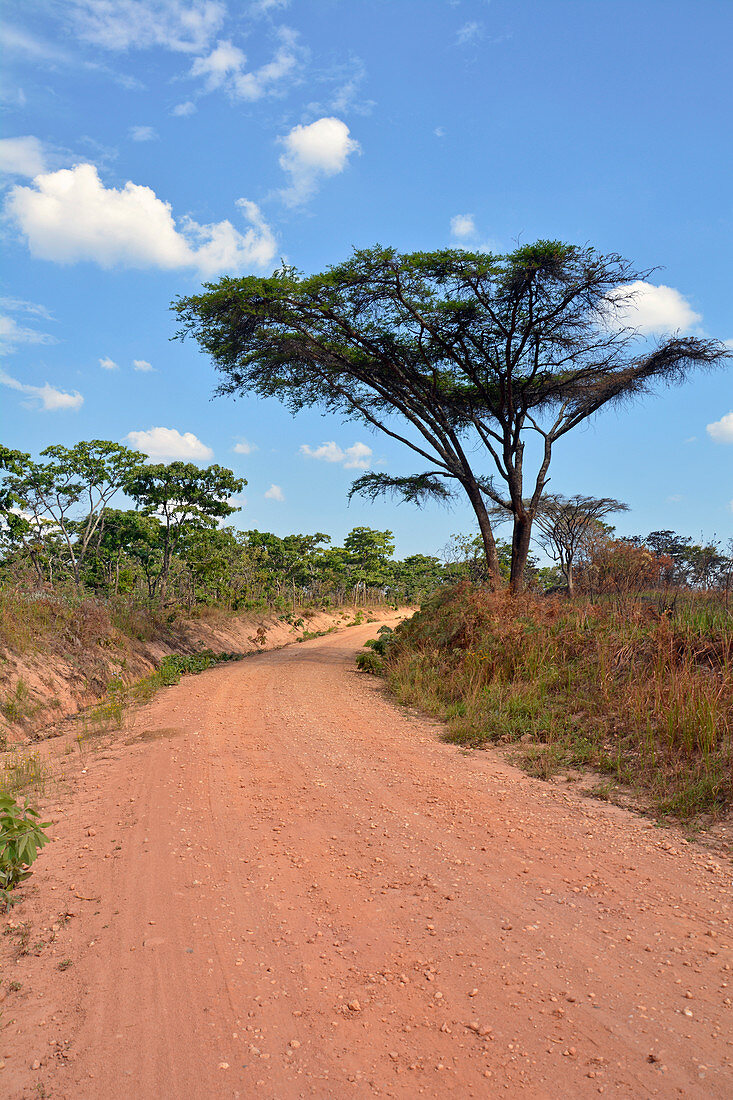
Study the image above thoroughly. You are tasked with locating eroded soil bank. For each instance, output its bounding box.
[0,603,391,744]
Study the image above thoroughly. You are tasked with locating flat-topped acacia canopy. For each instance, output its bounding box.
[173,242,729,591]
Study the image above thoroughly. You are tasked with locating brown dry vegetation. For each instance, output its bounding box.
[382,583,733,822]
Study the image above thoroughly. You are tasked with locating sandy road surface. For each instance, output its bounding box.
[1,620,732,1098]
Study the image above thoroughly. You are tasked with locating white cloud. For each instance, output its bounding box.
[450,213,476,240]
[1,25,73,65]
[68,0,226,54]
[191,38,246,90]
[190,28,301,101]
[0,304,56,354]
[456,21,483,46]
[0,135,46,177]
[6,163,276,276]
[133,358,154,371]
[249,0,290,14]
[124,426,214,460]
[232,438,257,454]
[99,356,118,370]
[434,126,446,138]
[0,297,53,321]
[129,125,158,141]
[264,483,284,501]
[300,440,373,470]
[706,412,733,444]
[172,100,196,116]
[0,369,83,411]
[604,281,702,336]
[279,116,360,206]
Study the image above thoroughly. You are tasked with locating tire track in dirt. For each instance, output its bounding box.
[1,620,731,1098]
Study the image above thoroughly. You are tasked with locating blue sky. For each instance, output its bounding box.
[1,0,731,557]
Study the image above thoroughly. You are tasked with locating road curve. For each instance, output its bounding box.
[2,620,731,1098]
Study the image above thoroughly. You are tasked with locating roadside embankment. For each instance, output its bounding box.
[0,592,402,745]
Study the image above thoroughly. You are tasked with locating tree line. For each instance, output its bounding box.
[0,440,449,608]
[1,440,729,611]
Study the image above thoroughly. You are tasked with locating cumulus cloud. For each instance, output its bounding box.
[300,440,372,470]
[706,412,733,444]
[190,27,301,101]
[6,163,276,276]
[68,0,226,54]
[604,281,702,336]
[191,38,245,89]
[124,426,214,460]
[264,483,284,501]
[0,369,83,410]
[278,116,360,206]
[129,125,158,141]
[434,126,446,138]
[450,213,476,240]
[172,100,196,116]
[0,135,46,177]
[232,438,257,454]
[133,358,154,371]
[99,356,118,370]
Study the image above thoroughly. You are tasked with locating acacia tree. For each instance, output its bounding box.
[173,243,729,592]
[533,494,628,597]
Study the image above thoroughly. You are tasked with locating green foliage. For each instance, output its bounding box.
[0,794,50,906]
[157,650,242,684]
[355,650,384,674]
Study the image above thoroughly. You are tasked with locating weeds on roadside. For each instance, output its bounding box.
[75,650,244,738]
[0,753,49,798]
[383,583,733,820]
[0,679,41,725]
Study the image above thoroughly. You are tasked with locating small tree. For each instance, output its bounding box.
[533,494,628,597]
[173,242,729,591]
[124,461,245,601]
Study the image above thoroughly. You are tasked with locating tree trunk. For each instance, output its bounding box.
[463,479,502,588]
[510,512,533,594]
[565,562,575,598]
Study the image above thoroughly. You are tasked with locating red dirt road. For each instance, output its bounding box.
[2,621,732,1098]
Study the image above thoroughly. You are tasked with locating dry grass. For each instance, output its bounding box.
[384,583,733,821]
[0,590,170,655]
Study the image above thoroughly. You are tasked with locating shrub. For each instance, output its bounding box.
[0,794,50,907]
[356,650,384,674]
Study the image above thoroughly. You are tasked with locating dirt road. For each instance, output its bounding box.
[2,620,731,1098]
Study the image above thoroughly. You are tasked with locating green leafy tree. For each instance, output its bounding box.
[344,527,395,596]
[173,243,728,591]
[393,553,445,602]
[124,461,245,600]
[0,441,145,586]
[84,508,163,595]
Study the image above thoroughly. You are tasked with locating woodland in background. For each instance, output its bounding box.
[1,439,732,615]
